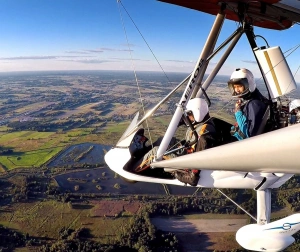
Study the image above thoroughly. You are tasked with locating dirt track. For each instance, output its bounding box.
[151,217,247,232]
[151,217,247,251]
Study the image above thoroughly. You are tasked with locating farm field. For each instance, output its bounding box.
[0,200,140,243]
[1,71,300,251]
[0,128,106,170]
[0,71,239,172]
[0,199,247,251]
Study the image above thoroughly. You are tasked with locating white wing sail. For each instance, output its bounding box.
[151,124,300,174]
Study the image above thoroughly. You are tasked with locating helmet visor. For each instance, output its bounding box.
[228,78,249,97]
[186,110,195,123]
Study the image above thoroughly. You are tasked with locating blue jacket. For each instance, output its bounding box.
[233,89,268,140]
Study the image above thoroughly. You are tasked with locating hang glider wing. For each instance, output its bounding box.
[158,0,300,30]
[151,124,300,174]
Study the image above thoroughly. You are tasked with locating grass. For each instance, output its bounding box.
[205,232,241,251]
[0,109,230,171]
[0,147,63,170]
[0,200,134,243]
[0,110,208,171]
[103,121,131,134]
[183,213,249,220]
[0,130,74,170]
[271,206,293,219]
[0,126,10,132]
[0,122,129,170]
[67,128,93,137]
[153,115,172,127]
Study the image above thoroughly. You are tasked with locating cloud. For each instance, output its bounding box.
[83,49,104,53]
[110,57,149,61]
[99,47,118,51]
[0,56,59,60]
[120,43,136,48]
[65,48,133,54]
[100,47,133,52]
[65,49,103,54]
[65,51,91,54]
[57,59,113,64]
[242,60,257,64]
[0,55,94,61]
[164,59,195,63]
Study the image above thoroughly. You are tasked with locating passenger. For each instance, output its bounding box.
[228,68,268,140]
[174,98,218,186]
[289,99,300,125]
[133,98,218,186]
[290,109,298,124]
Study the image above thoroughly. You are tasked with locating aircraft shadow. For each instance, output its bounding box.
[151,217,214,251]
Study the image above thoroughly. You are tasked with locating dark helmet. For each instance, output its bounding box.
[228,68,256,98]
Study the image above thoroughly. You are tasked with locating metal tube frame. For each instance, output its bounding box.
[244,23,272,99]
[156,15,246,160]
[155,12,226,161]
[196,26,244,97]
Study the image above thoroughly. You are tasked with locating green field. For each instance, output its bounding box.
[0,110,232,171]
[0,129,95,171]
[0,116,169,170]
[1,148,63,169]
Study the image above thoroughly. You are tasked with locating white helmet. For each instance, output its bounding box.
[228,68,256,98]
[186,98,209,123]
[289,99,300,112]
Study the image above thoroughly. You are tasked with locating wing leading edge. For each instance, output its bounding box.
[151,124,300,174]
[158,0,300,30]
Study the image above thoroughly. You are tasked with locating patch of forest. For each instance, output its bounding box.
[1,172,300,251]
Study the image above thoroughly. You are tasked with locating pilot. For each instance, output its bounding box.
[133,98,218,186]
[228,68,268,140]
[174,98,218,186]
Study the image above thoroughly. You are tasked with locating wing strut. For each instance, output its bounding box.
[257,189,271,225]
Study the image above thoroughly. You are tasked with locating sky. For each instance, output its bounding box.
[0,0,300,82]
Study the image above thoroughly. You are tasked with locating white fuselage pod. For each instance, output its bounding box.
[236,214,300,251]
[105,111,294,189]
[104,145,292,189]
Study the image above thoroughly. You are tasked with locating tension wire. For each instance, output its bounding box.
[217,189,257,222]
[117,0,171,83]
[117,0,154,147]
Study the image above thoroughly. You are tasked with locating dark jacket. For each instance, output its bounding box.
[234,88,268,139]
[184,117,217,152]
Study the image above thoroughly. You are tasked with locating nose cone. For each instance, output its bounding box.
[104,147,131,174]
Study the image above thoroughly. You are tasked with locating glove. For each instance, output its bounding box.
[235,99,242,112]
